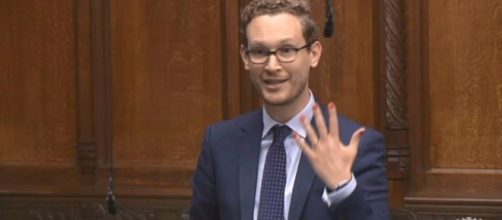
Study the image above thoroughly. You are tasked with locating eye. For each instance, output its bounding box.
[277,47,296,54]
[248,49,269,56]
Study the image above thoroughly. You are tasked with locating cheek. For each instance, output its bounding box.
[286,64,310,81]
[248,70,261,82]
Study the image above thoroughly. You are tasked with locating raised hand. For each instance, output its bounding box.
[293,102,365,189]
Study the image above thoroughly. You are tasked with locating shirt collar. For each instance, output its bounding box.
[262,91,315,139]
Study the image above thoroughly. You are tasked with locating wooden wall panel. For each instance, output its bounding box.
[0,0,76,163]
[403,0,502,218]
[428,0,502,170]
[311,0,377,126]
[0,0,85,192]
[109,0,223,196]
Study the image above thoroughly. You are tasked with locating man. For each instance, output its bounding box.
[190,0,389,219]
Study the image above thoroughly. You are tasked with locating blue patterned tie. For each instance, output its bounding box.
[258,125,291,220]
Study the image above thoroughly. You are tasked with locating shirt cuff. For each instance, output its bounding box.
[322,173,357,207]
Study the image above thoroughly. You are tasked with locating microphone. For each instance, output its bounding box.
[106,139,117,215]
[323,0,334,38]
[107,175,118,215]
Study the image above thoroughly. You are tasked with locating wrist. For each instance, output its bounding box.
[326,175,352,192]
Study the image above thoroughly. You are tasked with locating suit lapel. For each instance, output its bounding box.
[288,153,316,220]
[238,111,263,220]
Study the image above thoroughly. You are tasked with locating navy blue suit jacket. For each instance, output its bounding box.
[190,107,389,220]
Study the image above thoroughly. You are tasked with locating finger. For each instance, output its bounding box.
[313,103,328,137]
[300,114,318,146]
[348,127,365,153]
[293,132,314,158]
[328,102,340,141]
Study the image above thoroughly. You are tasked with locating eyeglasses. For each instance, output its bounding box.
[245,43,312,64]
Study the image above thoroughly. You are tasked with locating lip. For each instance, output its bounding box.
[263,78,287,90]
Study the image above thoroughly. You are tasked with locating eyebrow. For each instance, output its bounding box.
[248,38,299,48]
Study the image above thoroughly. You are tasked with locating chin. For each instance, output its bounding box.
[261,94,292,106]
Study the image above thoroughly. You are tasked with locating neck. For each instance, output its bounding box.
[264,89,311,123]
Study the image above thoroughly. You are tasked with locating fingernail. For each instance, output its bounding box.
[300,115,306,122]
[328,102,335,110]
[313,104,319,111]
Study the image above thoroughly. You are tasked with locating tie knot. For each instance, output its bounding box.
[272,125,291,143]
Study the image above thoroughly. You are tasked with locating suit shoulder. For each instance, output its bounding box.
[205,110,261,139]
[209,110,260,130]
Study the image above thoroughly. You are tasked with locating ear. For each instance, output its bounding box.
[240,44,250,70]
[309,41,322,68]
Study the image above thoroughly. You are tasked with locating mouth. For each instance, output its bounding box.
[263,79,287,89]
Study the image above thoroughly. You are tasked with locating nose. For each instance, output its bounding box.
[264,54,282,72]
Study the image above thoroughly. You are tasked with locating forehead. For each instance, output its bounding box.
[246,13,304,46]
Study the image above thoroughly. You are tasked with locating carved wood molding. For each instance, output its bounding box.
[81,203,106,220]
[29,206,77,220]
[114,207,156,220]
[2,202,190,220]
[414,215,495,220]
[391,208,502,220]
[77,141,98,174]
[392,208,418,220]
[76,0,112,175]
[384,0,407,129]
[383,0,409,180]
[74,0,113,175]
[76,0,98,175]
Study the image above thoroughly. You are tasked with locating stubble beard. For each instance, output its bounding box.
[256,80,308,108]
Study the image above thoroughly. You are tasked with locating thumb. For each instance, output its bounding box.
[349,127,365,151]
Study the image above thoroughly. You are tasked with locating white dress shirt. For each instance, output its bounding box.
[253,91,357,220]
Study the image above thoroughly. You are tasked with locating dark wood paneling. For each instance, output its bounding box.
[427,0,502,170]
[109,0,224,197]
[0,0,89,193]
[0,0,77,163]
[310,0,377,126]
[0,196,190,220]
[222,0,243,119]
[76,0,97,175]
[254,0,379,126]
[403,0,502,217]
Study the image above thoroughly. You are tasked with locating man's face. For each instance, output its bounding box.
[240,13,322,107]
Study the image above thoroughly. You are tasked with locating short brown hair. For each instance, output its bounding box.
[240,0,318,46]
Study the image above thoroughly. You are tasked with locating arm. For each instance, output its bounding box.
[189,128,219,220]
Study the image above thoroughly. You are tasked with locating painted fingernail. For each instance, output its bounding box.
[313,103,319,111]
[300,114,306,122]
[329,102,336,110]
[292,132,298,139]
